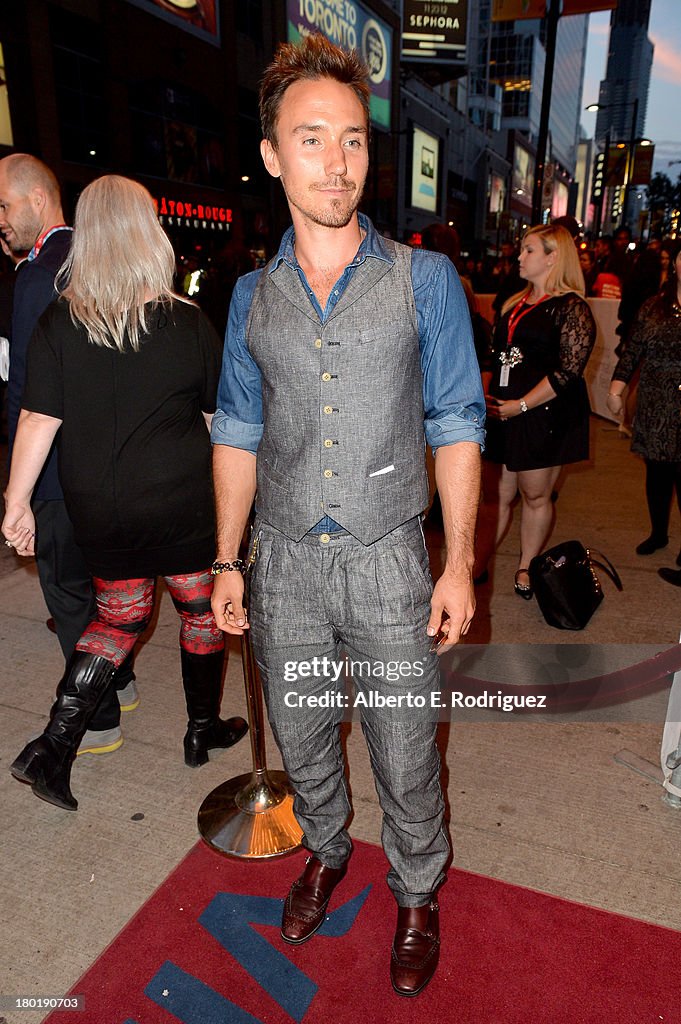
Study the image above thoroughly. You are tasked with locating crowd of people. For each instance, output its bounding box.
[0,31,679,1000]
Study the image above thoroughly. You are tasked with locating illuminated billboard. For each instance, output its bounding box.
[411,125,439,213]
[124,0,219,45]
[402,0,467,66]
[562,1,617,13]
[512,143,535,199]
[492,0,616,19]
[287,0,393,130]
[491,0,545,20]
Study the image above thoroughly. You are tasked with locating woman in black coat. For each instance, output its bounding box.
[608,239,681,584]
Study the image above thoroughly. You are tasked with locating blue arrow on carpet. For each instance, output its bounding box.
[144,961,263,1023]
[198,886,371,1021]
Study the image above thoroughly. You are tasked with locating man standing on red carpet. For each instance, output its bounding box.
[211,35,484,996]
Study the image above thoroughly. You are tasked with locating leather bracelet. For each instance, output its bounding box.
[211,559,246,575]
[519,398,529,413]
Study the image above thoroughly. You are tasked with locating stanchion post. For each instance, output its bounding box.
[198,534,303,858]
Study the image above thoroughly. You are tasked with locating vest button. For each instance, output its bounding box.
[323,405,333,414]
[323,469,333,478]
[314,338,322,348]
[321,372,331,382]
[324,439,333,448]
[319,533,331,544]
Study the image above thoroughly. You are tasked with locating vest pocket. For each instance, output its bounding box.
[358,322,417,346]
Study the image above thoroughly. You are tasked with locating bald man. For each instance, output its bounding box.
[0,154,136,751]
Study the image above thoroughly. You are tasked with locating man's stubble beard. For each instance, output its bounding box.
[3,211,41,254]
[283,180,365,230]
[4,234,31,255]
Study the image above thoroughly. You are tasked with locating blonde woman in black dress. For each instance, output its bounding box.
[474,225,596,597]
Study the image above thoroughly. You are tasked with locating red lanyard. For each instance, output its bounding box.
[28,224,70,262]
[506,293,548,348]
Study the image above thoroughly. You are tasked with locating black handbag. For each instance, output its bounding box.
[528,540,623,630]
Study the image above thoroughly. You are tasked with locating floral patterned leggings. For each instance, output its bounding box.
[75,571,223,667]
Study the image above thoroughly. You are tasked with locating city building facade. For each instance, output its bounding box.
[593,0,654,234]
[0,0,594,281]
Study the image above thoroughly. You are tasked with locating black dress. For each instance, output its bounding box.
[484,292,596,472]
[23,298,222,579]
[612,295,681,462]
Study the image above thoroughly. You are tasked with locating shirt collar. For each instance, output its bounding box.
[269,213,393,275]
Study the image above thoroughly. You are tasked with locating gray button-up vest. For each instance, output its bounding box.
[246,237,429,544]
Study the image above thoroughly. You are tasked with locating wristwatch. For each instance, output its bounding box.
[519,399,529,413]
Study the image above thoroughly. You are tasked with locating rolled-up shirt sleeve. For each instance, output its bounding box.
[412,251,486,453]
[210,273,264,454]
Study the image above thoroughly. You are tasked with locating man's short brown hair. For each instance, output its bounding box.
[259,34,370,147]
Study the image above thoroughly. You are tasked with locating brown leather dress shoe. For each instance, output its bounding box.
[390,901,440,997]
[281,855,348,945]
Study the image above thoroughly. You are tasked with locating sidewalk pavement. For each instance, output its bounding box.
[1,420,680,1023]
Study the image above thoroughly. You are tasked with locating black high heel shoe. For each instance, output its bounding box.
[658,567,681,588]
[514,569,533,600]
[635,534,668,555]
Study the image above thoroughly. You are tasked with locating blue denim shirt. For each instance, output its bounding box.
[211,214,485,531]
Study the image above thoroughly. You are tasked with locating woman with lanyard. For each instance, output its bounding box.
[474,224,596,598]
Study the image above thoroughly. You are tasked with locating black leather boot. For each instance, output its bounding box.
[10,652,118,810]
[181,649,248,767]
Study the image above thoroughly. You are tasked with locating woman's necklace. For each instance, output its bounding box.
[498,293,549,383]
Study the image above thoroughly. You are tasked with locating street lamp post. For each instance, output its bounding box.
[586,99,649,236]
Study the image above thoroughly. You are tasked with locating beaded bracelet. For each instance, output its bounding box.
[211,559,246,575]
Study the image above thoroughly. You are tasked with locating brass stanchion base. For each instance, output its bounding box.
[198,769,303,858]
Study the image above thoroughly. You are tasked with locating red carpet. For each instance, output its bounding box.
[47,839,678,1024]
